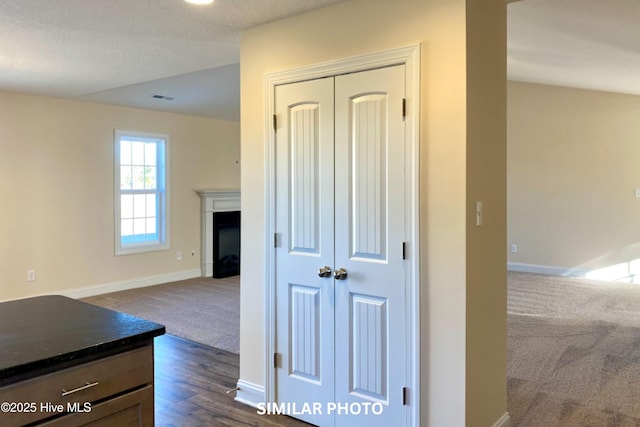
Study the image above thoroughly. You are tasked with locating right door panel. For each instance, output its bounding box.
[334,65,407,427]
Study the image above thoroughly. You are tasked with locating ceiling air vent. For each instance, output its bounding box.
[152,94,175,101]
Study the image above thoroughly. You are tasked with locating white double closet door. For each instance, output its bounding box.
[274,65,407,427]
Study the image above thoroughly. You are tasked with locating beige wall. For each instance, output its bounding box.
[240,0,506,425]
[466,0,507,425]
[0,90,240,301]
[508,81,640,275]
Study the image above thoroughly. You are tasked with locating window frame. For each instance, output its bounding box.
[114,129,170,256]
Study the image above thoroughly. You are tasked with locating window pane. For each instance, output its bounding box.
[121,194,133,219]
[145,143,157,166]
[131,142,144,165]
[132,166,145,189]
[133,194,146,218]
[146,194,157,218]
[133,218,146,236]
[121,219,133,237]
[146,218,157,235]
[120,140,132,165]
[120,166,132,190]
[145,166,157,190]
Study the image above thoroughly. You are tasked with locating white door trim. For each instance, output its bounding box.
[263,45,421,427]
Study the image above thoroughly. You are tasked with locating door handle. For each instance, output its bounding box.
[61,381,100,397]
[318,266,332,278]
[333,268,348,280]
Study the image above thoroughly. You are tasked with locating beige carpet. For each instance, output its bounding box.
[509,272,640,327]
[82,275,239,354]
[508,272,640,426]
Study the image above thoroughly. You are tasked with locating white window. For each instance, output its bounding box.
[114,130,170,255]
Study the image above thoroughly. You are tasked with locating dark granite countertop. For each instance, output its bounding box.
[0,295,165,385]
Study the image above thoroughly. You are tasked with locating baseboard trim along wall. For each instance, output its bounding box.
[507,262,588,277]
[492,412,511,427]
[61,269,202,299]
[235,379,265,408]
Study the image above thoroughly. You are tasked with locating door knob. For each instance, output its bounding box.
[318,266,332,278]
[333,268,348,280]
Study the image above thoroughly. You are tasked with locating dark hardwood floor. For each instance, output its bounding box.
[154,334,313,427]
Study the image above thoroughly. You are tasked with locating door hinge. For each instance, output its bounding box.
[402,387,408,405]
[402,242,408,260]
[402,98,406,121]
[274,233,280,248]
[273,114,277,130]
[274,352,282,368]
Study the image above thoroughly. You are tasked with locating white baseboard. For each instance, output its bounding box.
[235,379,265,408]
[507,262,587,277]
[492,412,510,427]
[61,269,202,299]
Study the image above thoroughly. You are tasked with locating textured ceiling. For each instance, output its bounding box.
[0,0,348,121]
[508,0,640,96]
[1,1,636,121]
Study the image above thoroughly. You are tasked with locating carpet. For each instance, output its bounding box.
[82,275,239,354]
[508,272,640,426]
[508,272,640,327]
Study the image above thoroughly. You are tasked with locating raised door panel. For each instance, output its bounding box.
[290,103,320,254]
[351,294,387,401]
[290,285,321,382]
[350,94,388,261]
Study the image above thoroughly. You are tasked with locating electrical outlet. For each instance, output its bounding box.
[510,244,518,254]
[177,251,182,261]
[27,270,36,282]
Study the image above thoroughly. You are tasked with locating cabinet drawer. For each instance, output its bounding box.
[0,345,152,427]
[36,385,153,427]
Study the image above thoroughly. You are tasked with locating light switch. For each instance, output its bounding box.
[635,188,640,198]
[475,201,483,226]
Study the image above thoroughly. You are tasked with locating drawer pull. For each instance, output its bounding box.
[61,381,100,397]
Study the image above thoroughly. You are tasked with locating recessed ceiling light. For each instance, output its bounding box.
[184,0,214,4]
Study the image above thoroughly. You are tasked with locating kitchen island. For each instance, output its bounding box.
[0,295,165,426]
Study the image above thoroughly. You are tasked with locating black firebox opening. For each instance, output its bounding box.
[212,211,240,278]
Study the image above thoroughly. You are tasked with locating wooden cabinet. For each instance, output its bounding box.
[0,344,155,427]
[0,296,163,427]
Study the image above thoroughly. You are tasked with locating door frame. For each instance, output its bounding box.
[263,45,421,426]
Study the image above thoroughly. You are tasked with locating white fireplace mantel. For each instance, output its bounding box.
[196,189,241,277]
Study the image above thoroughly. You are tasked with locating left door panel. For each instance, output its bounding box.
[275,77,336,427]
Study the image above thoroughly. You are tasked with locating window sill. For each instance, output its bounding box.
[115,243,170,256]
